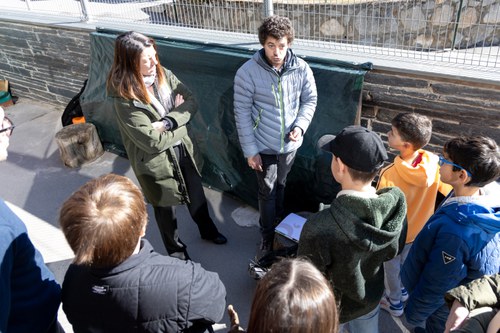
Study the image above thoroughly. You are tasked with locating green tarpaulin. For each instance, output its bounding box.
[81,29,372,212]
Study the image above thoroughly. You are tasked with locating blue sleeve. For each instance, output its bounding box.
[0,225,14,332]
[404,233,468,325]
[0,200,61,331]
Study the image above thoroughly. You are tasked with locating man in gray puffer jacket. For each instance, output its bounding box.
[234,15,317,258]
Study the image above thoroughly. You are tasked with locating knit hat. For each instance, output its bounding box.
[319,125,388,172]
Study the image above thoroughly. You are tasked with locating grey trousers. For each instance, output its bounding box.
[384,243,412,301]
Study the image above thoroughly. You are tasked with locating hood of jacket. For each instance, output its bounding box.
[255,48,300,74]
[330,186,407,252]
[392,150,440,188]
[441,182,500,234]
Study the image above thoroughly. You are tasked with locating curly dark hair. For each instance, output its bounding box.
[258,15,294,45]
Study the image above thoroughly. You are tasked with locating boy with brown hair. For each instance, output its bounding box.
[298,125,407,333]
[377,112,452,317]
[60,173,226,333]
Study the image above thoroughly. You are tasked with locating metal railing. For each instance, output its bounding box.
[1,0,499,76]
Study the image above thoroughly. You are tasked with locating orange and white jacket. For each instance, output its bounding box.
[377,150,452,243]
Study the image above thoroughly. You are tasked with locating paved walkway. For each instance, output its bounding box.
[0,99,412,332]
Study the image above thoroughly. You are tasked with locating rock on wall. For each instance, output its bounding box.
[0,22,90,108]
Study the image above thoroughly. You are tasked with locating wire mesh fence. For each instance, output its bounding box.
[1,0,499,73]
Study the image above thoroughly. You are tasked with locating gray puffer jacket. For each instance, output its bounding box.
[233,49,317,157]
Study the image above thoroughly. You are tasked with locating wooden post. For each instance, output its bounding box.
[55,123,104,168]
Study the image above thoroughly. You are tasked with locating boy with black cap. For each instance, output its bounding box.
[298,125,407,333]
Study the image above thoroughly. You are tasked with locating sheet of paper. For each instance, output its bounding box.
[274,213,307,242]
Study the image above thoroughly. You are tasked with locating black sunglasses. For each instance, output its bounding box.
[0,116,15,137]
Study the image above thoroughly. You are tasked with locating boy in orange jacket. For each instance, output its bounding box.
[377,112,452,317]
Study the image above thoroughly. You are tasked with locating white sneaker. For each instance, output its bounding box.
[380,296,404,317]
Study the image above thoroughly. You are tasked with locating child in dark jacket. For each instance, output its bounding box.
[60,173,226,333]
[298,126,407,333]
[402,135,500,333]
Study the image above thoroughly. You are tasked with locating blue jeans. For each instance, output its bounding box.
[339,305,380,333]
[255,151,297,245]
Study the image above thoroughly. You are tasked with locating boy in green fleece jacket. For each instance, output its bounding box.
[298,125,407,333]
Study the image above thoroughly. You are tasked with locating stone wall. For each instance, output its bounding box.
[0,21,498,152]
[0,22,90,109]
[158,0,500,50]
[361,71,500,157]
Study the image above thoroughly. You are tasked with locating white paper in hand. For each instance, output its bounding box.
[274,213,307,242]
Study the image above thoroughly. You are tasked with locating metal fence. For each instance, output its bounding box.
[2,0,499,75]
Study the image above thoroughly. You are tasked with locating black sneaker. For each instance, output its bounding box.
[201,232,227,245]
[256,240,272,260]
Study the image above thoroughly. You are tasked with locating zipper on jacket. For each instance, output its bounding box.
[278,77,285,153]
[270,77,285,153]
[253,108,264,130]
[271,83,279,107]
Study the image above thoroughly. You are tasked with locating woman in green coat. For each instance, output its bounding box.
[107,31,226,259]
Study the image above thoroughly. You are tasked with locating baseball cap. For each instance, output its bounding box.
[319,125,388,172]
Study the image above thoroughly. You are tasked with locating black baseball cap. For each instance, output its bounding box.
[319,125,388,172]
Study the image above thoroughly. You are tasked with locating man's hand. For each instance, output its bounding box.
[247,154,263,172]
[289,127,303,142]
[444,299,470,333]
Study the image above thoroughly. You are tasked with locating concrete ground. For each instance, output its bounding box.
[0,99,413,333]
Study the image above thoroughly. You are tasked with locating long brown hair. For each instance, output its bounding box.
[247,258,338,333]
[59,173,148,268]
[106,31,166,104]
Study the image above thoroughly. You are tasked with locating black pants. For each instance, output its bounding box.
[255,151,296,245]
[153,144,219,255]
